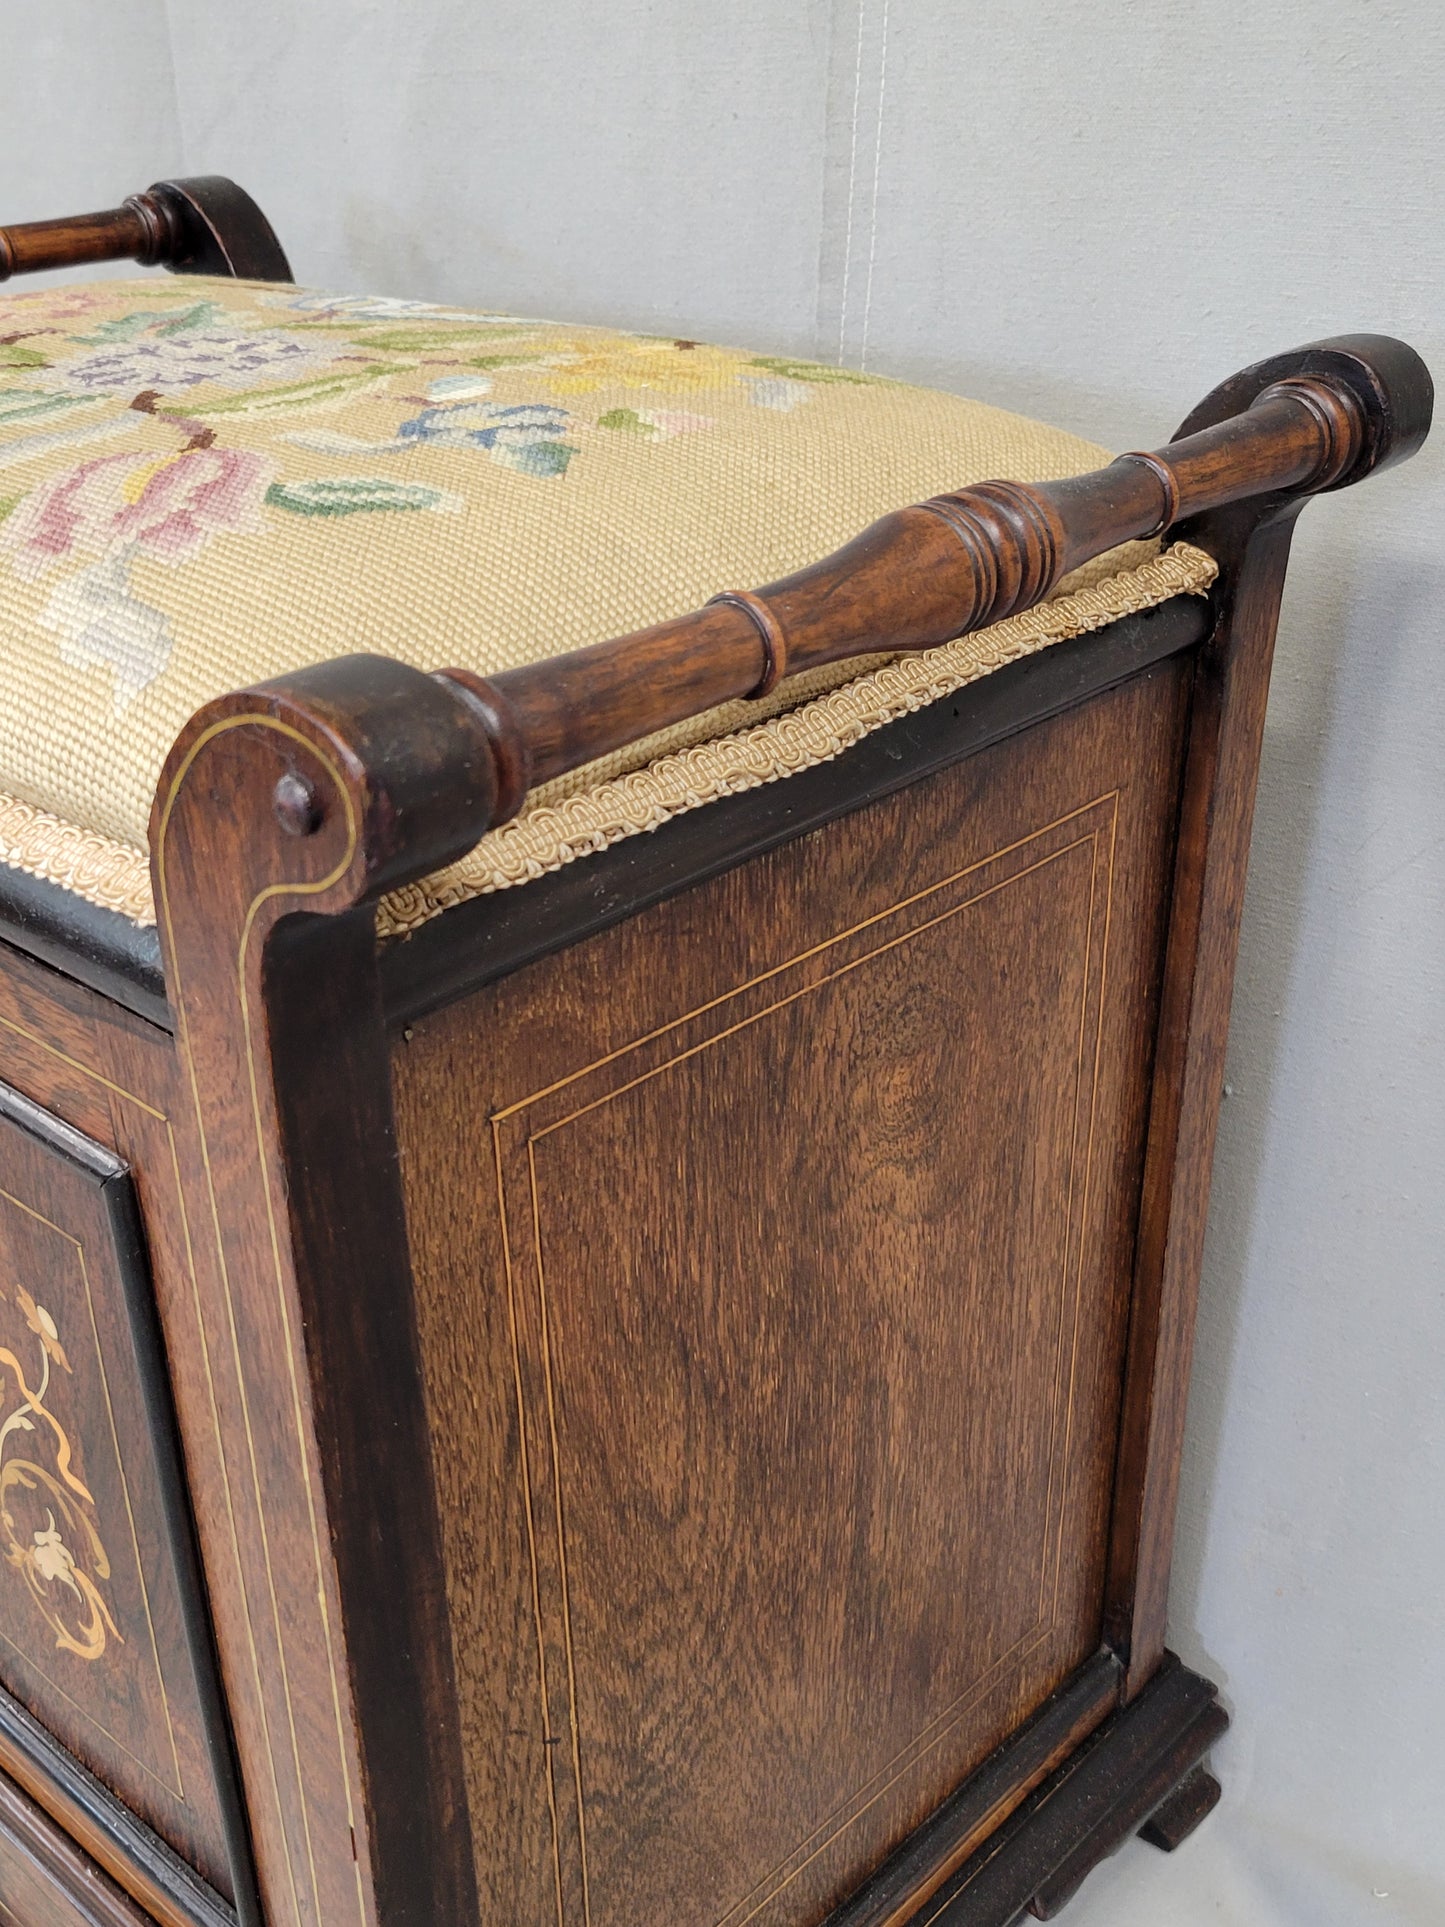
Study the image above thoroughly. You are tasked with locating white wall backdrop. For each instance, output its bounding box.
[3,3,1442,1921]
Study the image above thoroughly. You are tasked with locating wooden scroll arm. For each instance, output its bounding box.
[435,333,1431,823]
[0,176,291,282]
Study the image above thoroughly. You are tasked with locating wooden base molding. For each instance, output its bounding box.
[910,1655,1228,1926]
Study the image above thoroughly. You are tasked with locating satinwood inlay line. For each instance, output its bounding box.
[490,796,1120,1927]
[156,714,373,1927]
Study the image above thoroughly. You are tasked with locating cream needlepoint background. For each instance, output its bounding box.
[0,273,1210,927]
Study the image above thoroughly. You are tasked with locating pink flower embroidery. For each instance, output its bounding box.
[2,446,274,578]
[0,286,105,320]
[111,446,274,561]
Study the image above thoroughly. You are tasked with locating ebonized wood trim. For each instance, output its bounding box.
[823,1652,1122,1927]
[379,594,1211,1025]
[0,1764,158,1927]
[0,867,165,1029]
[920,1653,1227,1925]
[0,1688,234,1927]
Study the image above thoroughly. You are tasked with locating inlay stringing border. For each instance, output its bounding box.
[489,793,1121,1927]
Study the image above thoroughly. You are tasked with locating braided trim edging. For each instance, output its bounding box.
[0,793,155,927]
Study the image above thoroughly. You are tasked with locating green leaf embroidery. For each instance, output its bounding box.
[336,325,540,354]
[80,301,225,343]
[194,367,401,416]
[0,389,92,426]
[0,344,48,369]
[747,356,882,384]
[265,478,456,517]
[0,494,23,524]
[464,351,553,371]
[597,407,656,434]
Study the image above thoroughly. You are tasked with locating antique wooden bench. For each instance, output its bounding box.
[0,177,1430,1927]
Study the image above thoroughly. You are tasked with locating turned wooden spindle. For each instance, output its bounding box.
[3,186,1427,845]
[433,335,1428,814]
[0,177,292,283]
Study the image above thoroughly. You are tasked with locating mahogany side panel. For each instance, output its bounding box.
[390,661,1193,1926]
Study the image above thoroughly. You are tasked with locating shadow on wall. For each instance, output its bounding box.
[1159,501,1444,1680]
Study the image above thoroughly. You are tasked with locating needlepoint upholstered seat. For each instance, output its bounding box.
[0,274,1211,937]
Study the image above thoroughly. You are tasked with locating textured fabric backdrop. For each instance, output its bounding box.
[2,3,1442,1921]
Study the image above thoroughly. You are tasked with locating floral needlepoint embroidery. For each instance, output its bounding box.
[2,444,275,706]
[637,409,713,437]
[399,400,578,477]
[0,387,96,429]
[39,555,175,709]
[2,446,275,577]
[426,374,495,402]
[265,478,461,516]
[259,290,502,323]
[598,405,715,437]
[75,299,227,342]
[746,355,881,384]
[598,407,656,434]
[2,271,993,746]
[744,377,811,412]
[58,318,342,396]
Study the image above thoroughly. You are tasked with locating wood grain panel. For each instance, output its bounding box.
[0,949,252,1921]
[392,660,1193,1926]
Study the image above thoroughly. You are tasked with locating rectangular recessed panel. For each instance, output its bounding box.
[394,663,1193,1927]
[497,806,1112,1927]
[0,1080,232,1895]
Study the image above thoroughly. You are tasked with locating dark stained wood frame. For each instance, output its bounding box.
[0,182,1432,1927]
[0,179,290,283]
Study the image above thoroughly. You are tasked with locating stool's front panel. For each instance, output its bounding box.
[0,1043,234,1907]
[393,658,1193,1927]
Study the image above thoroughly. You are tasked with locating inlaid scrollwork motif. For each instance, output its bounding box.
[0,1284,121,1661]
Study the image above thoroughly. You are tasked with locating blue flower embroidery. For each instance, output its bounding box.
[398,401,576,478]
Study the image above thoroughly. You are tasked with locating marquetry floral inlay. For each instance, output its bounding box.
[0,1283,121,1661]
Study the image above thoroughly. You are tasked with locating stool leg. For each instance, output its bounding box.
[1138,1763,1223,1852]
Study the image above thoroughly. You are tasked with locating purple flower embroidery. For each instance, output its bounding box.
[58,326,341,394]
